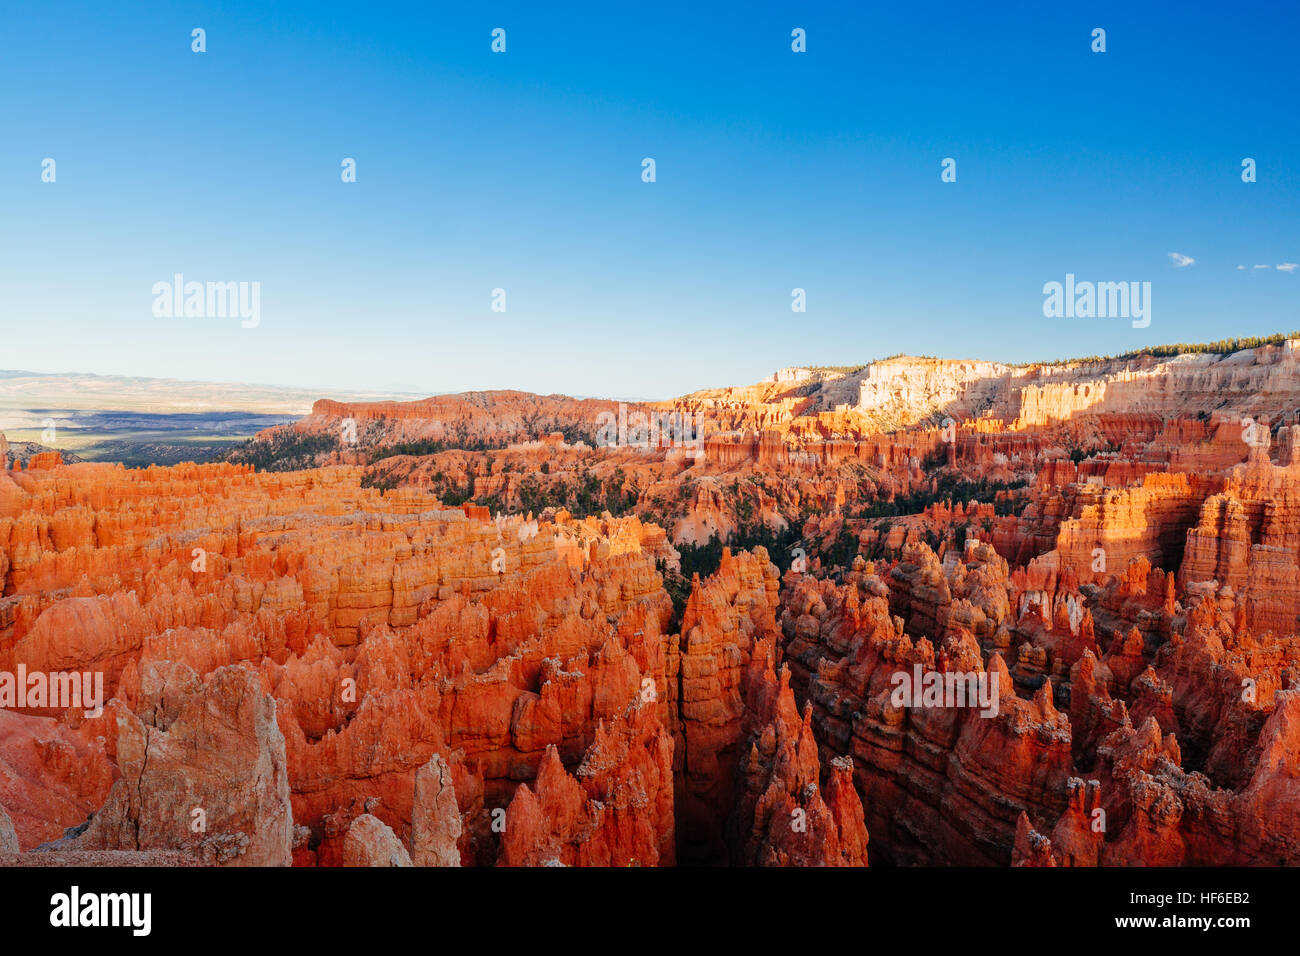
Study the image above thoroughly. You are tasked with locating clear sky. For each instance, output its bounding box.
[2,1,1297,399]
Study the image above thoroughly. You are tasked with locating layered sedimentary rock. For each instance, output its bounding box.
[5,335,1300,869]
[499,705,674,866]
[674,547,783,861]
[0,457,680,866]
[57,663,293,866]
[231,340,1300,558]
[837,343,1300,432]
[269,391,636,458]
[779,528,1300,866]
[725,638,869,865]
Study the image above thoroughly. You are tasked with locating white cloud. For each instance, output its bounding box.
[1277,263,1299,272]
[1168,252,1195,267]
[1237,265,1246,270]
[1254,264,1271,269]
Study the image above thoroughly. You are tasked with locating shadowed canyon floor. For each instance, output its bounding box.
[3,338,1300,866]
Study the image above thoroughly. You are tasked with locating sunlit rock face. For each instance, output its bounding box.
[4,340,1300,867]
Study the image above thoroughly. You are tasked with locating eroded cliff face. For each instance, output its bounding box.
[4,341,1300,868]
[0,459,680,866]
[229,340,1300,563]
[293,392,627,450]
[0,455,874,867]
[4,452,1295,868]
[724,638,869,866]
[779,537,1300,866]
[815,342,1300,432]
[629,340,1300,440]
[673,547,783,861]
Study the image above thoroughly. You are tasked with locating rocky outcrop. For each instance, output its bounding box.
[7,337,1300,868]
[0,802,18,853]
[0,458,681,867]
[674,547,783,862]
[499,701,674,866]
[411,754,462,866]
[725,640,869,865]
[778,553,1076,865]
[344,814,412,867]
[66,664,293,866]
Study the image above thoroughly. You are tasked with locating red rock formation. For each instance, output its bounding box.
[344,814,412,867]
[499,701,674,866]
[0,459,682,867]
[411,754,462,866]
[725,640,868,865]
[6,340,1300,868]
[66,663,293,866]
[674,547,783,861]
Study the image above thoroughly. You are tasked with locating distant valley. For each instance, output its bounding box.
[0,370,422,467]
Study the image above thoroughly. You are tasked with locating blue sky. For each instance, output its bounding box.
[1,1,1297,399]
